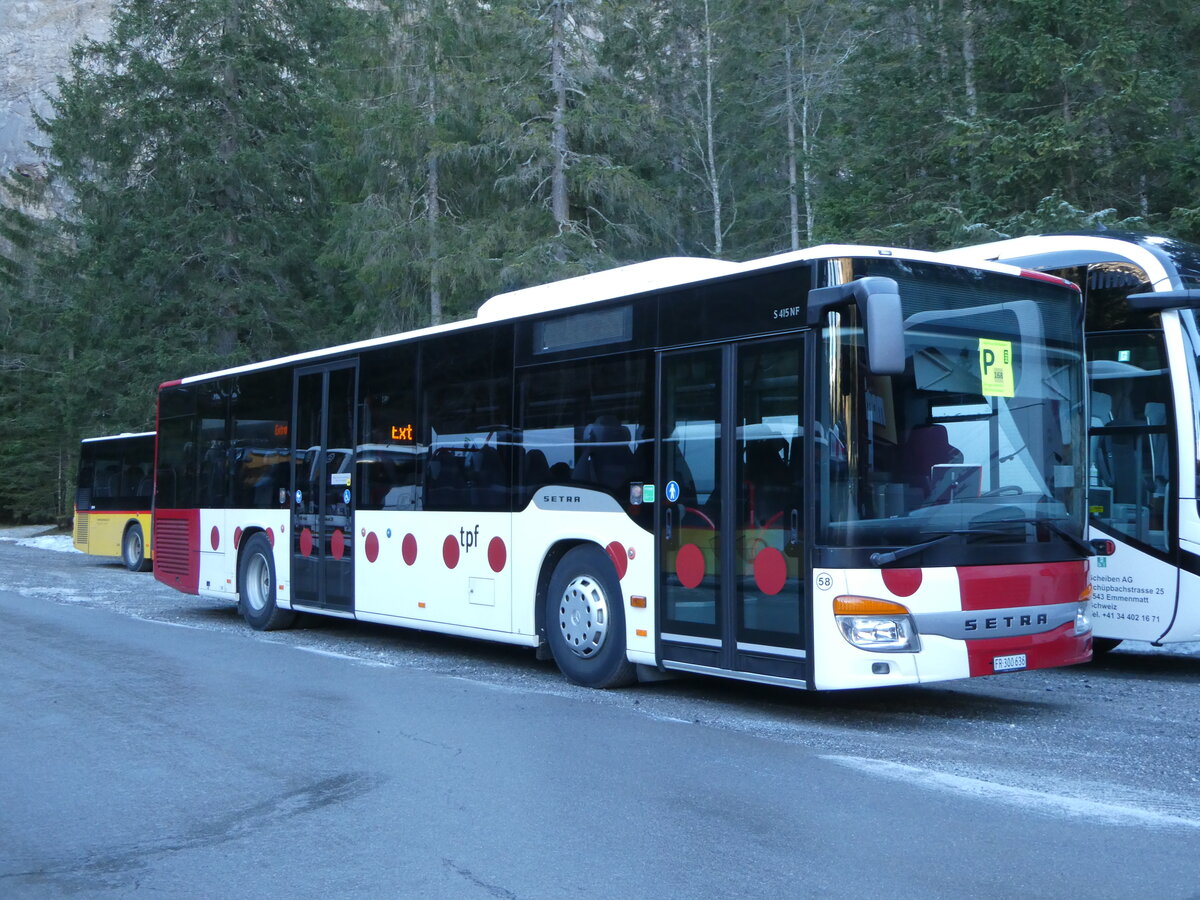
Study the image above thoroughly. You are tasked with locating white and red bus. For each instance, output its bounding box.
[943,232,1200,652]
[74,432,155,571]
[153,245,1094,690]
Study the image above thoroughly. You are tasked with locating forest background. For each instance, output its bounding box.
[1,0,1197,522]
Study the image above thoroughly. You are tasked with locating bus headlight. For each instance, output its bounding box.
[834,596,921,652]
[1074,586,1093,636]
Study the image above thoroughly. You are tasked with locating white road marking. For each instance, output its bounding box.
[823,755,1200,829]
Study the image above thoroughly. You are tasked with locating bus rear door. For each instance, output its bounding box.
[291,361,358,613]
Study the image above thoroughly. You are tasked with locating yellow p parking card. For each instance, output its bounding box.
[978,338,1014,397]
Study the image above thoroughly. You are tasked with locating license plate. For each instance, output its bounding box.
[993,653,1027,673]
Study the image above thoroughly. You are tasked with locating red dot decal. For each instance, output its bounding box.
[300,527,314,557]
[606,541,628,579]
[676,543,705,589]
[210,526,220,551]
[488,537,507,573]
[331,528,345,561]
[365,532,380,563]
[402,533,418,566]
[443,535,460,569]
[882,567,923,597]
[234,527,243,549]
[753,547,788,596]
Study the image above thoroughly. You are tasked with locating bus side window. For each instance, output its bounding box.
[516,353,652,510]
[421,328,514,512]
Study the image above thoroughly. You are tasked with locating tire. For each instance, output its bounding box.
[122,523,151,572]
[1092,637,1122,655]
[237,533,297,631]
[545,544,636,688]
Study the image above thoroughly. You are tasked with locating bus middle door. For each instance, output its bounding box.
[291,362,358,614]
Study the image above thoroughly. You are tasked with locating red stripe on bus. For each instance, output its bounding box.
[957,561,1087,611]
[957,561,1090,674]
[963,622,1091,677]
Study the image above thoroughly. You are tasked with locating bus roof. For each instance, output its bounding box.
[170,245,1034,387]
[81,431,156,443]
[938,232,1200,292]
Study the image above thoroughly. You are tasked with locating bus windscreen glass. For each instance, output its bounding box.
[819,261,1086,564]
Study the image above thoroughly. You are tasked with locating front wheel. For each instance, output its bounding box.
[545,545,636,688]
[122,523,151,572]
[238,533,297,631]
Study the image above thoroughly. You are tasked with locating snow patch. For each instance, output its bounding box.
[16,534,77,553]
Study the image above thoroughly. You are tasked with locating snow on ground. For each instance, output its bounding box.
[15,533,76,553]
[0,526,76,553]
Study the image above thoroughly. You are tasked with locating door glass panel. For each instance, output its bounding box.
[736,343,805,648]
[291,366,356,611]
[324,367,356,608]
[661,350,722,637]
[1088,331,1171,551]
[293,371,324,576]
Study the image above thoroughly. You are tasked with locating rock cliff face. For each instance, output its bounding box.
[1,0,114,179]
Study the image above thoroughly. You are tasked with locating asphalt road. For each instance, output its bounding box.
[2,532,1200,899]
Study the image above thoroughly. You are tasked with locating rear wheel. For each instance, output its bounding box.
[238,533,297,631]
[545,545,636,688]
[121,523,151,572]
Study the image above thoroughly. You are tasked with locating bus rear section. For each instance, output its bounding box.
[73,432,155,572]
[152,246,1094,691]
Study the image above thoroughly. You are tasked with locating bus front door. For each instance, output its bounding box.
[291,361,358,613]
[657,339,809,686]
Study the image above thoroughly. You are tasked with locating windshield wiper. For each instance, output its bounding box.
[974,516,1098,557]
[869,528,1013,566]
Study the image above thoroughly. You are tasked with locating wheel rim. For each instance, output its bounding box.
[125,530,142,564]
[557,574,609,659]
[245,552,271,612]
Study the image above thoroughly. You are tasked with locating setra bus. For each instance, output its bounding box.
[942,232,1200,652]
[74,431,155,571]
[153,245,1095,690]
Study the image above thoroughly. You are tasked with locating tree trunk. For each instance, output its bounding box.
[426,66,442,326]
[784,36,800,251]
[549,0,570,257]
[216,0,243,357]
[702,0,723,255]
[961,0,978,120]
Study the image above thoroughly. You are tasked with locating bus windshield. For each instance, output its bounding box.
[819,260,1086,563]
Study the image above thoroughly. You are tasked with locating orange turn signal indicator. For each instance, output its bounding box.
[630,595,647,609]
[833,596,912,617]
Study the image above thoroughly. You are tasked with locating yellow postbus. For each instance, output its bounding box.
[73,432,155,571]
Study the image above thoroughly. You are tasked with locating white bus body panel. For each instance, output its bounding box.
[812,567,969,690]
[354,511,513,633]
[1088,539,1179,641]
[198,509,290,604]
[353,493,656,660]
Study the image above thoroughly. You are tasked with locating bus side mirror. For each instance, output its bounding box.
[807,276,906,375]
